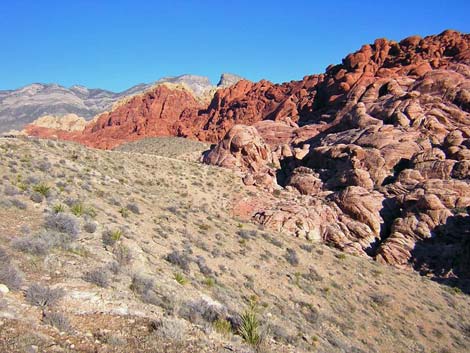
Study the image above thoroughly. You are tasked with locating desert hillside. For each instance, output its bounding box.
[0,137,469,353]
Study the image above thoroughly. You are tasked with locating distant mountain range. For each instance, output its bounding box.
[0,73,242,133]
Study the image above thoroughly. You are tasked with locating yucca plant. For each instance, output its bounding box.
[53,204,66,213]
[71,203,96,218]
[33,183,51,197]
[238,300,262,347]
[173,272,188,285]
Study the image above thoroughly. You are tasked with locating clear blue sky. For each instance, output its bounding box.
[1,0,469,92]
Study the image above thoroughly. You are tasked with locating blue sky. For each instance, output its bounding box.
[1,0,469,92]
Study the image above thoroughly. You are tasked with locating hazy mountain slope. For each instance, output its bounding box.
[0,74,243,133]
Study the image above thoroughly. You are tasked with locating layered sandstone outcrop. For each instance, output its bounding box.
[204,30,470,280]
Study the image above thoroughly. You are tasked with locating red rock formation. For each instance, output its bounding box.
[203,30,470,280]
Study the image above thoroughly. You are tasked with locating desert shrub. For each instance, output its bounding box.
[196,256,212,275]
[44,213,79,238]
[83,269,110,288]
[114,244,133,265]
[32,183,51,197]
[298,301,320,324]
[10,198,27,210]
[4,184,19,196]
[370,293,392,306]
[130,274,155,295]
[26,283,65,307]
[261,233,283,248]
[42,311,71,332]
[0,247,10,263]
[154,317,187,342]
[83,221,97,233]
[237,229,258,240]
[107,261,121,275]
[0,263,23,290]
[101,334,127,346]
[165,250,191,271]
[13,228,79,254]
[25,176,40,185]
[37,161,52,172]
[12,236,52,255]
[30,192,44,203]
[179,298,227,325]
[126,202,140,214]
[300,243,314,252]
[102,229,123,246]
[64,197,78,207]
[285,248,299,266]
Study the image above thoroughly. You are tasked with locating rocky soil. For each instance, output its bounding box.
[1,137,470,353]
